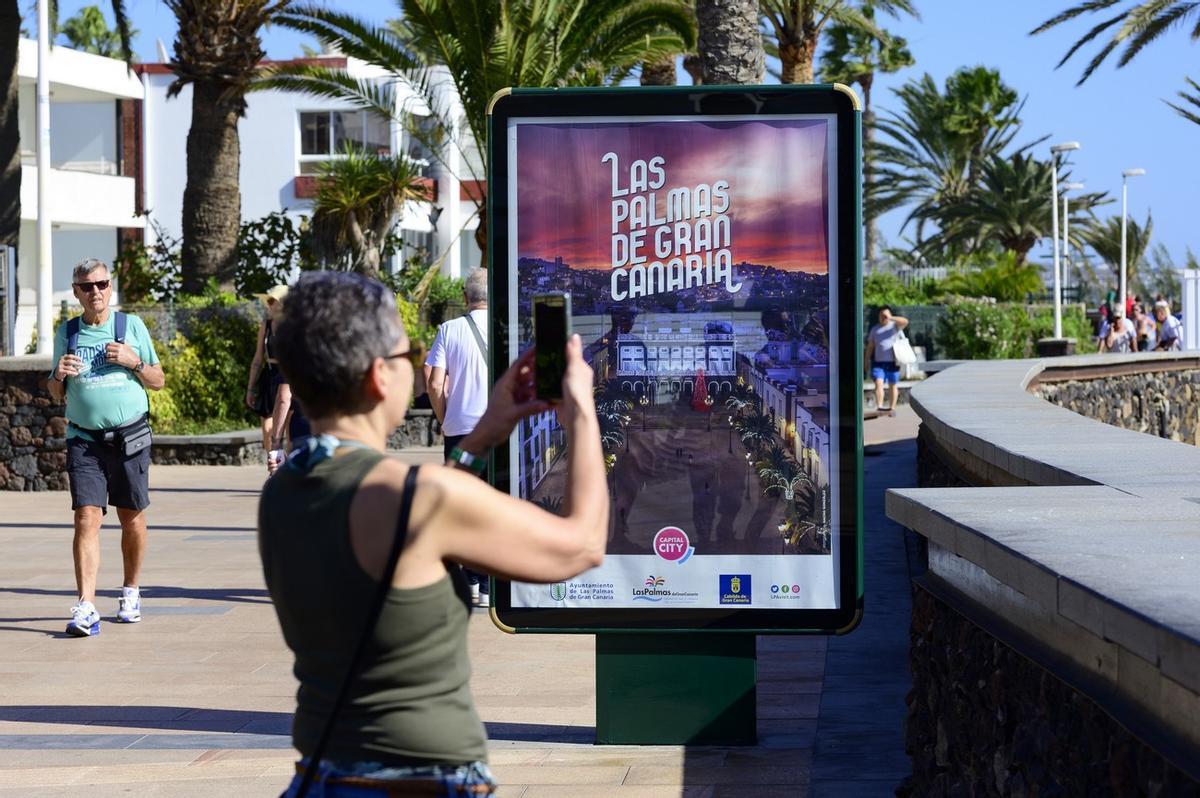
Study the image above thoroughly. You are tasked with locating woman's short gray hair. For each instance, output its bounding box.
[72,258,109,283]
[273,272,406,418]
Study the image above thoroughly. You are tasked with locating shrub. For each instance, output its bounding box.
[115,220,182,303]
[1029,305,1098,354]
[941,252,1043,302]
[146,296,260,434]
[937,300,1033,359]
[863,272,943,307]
[235,210,312,298]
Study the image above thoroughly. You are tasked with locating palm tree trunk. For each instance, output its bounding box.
[641,55,677,86]
[779,41,815,84]
[0,0,21,271]
[181,80,241,294]
[695,0,764,85]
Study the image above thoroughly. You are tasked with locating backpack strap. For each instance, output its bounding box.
[66,316,81,354]
[114,311,127,344]
[463,312,488,360]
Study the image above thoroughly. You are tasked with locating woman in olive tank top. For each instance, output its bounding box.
[259,273,607,798]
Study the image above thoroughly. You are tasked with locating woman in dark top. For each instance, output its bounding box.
[259,272,606,797]
[245,285,288,451]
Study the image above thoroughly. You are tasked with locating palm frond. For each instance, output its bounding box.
[1030,0,1123,35]
[1165,75,1200,124]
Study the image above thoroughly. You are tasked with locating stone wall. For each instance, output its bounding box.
[1034,365,1200,445]
[2,357,445,490]
[0,359,67,491]
[904,585,1200,797]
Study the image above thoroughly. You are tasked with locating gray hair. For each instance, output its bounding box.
[464,268,488,305]
[72,258,109,283]
[273,272,405,419]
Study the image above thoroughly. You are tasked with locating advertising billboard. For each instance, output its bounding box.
[489,86,862,632]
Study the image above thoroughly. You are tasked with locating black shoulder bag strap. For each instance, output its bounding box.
[463,312,488,361]
[294,465,421,798]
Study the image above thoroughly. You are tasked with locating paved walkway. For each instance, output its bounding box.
[0,409,919,797]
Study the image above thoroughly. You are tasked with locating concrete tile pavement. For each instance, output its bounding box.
[0,411,919,796]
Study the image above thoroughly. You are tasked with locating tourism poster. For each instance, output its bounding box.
[505,114,840,610]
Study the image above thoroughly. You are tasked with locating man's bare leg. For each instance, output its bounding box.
[889,382,900,415]
[874,378,885,410]
[116,507,147,588]
[73,507,104,603]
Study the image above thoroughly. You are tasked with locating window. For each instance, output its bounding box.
[298,110,392,174]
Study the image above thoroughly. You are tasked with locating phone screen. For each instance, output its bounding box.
[533,294,570,401]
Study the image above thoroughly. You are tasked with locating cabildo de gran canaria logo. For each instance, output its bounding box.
[632,575,669,601]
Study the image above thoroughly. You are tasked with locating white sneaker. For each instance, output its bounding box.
[67,600,101,637]
[477,592,490,609]
[470,583,480,606]
[117,586,141,623]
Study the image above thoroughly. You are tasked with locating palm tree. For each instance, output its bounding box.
[1031,1,1200,126]
[871,68,1026,253]
[1170,77,1200,125]
[309,148,426,278]
[1085,212,1153,296]
[735,408,775,453]
[694,0,763,83]
[760,458,812,502]
[266,1,695,265]
[166,0,290,294]
[61,5,137,57]
[817,3,913,264]
[928,152,1108,266]
[759,0,912,85]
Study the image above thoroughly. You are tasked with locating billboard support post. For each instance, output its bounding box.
[595,633,756,745]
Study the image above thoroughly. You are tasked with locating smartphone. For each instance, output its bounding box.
[533,292,572,401]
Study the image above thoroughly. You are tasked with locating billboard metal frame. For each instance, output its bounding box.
[487,85,863,635]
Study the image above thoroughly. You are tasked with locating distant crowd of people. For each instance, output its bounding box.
[1096,291,1183,354]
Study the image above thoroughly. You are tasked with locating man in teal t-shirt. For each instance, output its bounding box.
[46,258,164,638]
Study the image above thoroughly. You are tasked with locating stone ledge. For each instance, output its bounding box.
[893,352,1200,778]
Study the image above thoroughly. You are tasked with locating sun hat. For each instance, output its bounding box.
[254,284,289,304]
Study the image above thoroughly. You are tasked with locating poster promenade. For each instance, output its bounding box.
[507,115,841,611]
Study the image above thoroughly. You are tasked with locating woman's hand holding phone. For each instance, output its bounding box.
[554,334,595,432]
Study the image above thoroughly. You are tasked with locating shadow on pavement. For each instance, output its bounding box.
[0,585,271,604]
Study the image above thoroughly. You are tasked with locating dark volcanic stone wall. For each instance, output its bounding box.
[0,367,67,491]
[903,586,1200,798]
[1036,369,1200,444]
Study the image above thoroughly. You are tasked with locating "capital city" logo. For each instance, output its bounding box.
[653,527,695,564]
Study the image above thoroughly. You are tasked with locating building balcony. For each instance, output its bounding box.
[19,165,143,229]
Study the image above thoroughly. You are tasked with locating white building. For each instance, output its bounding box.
[137,55,484,280]
[12,39,145,351]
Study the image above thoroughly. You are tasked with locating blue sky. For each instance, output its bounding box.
[45,1,1200,272]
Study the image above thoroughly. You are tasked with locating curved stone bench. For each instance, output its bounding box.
[886,353,1200,793]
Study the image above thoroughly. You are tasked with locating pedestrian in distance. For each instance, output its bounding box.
[1131,304,1156,352]
[245,285,288,452]
[865,305,908,416]
[1153,301,1183,351]
[259,272,605,797]
[424,269,492,607]
[1099,309,1137,354]
[47,258,164,637]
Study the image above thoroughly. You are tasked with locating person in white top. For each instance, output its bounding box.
[1153,301,1183,351]
[424,268,491,605]
[1100,310,1137,354]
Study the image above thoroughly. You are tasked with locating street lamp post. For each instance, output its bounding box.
[1120,168,1147,316]
[744,453,752,499]
[1061,182,1085,307]
[639,394,649,432]
[1049,142,1080,341]
[704,394,714,432]
[727,415,734,454]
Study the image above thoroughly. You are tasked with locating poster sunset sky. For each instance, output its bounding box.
[514,118,832,274]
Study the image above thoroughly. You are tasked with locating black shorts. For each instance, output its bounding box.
[67,437,151,513]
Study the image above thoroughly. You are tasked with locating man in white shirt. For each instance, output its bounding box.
[424,268,490,605]
[864,305,908,415]
[1153,301,1183,351]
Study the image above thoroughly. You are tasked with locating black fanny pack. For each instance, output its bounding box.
[73,414,153,457]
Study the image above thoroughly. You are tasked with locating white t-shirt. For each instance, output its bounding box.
[1157,314,1183,350]
[867,321,900,363]
[425,309,489,436]
[1104,317,1137,353]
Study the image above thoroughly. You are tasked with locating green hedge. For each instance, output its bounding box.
[935,301,1096,360]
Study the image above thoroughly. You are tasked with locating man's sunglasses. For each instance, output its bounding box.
[384,349,414,363]
[74,279,111,293]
